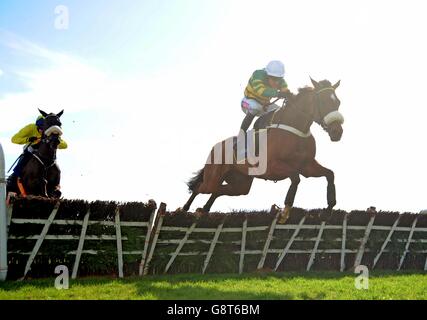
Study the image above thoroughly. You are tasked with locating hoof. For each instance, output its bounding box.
[195,208,206,217]
[270,204,281,214]
[50,191,62,199]
[320,208,333,222]
[277,206,291,224]
[175,207,186,214]
[6,192,17,206]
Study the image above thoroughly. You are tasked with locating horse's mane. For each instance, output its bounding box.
[292,80,333,98]
[317,80,332,87]
[297,80,332,94]
[297,86,313,95]
[280,80,333,107]
[285,86,313,102]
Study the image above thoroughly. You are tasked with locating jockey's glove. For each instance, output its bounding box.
[28,136,38,143]
[277,91,289,99]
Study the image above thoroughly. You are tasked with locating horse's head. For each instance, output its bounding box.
[309,78,344,142]
[41,132,62,151]
[38,109,63,132]
[38,109,64,151]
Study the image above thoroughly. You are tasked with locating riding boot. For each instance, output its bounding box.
[234,113,255,156]
[6,173,17,190]
[13,151,31,178]
[240,113,255,133]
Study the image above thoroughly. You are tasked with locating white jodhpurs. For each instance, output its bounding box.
[241,97,280,117]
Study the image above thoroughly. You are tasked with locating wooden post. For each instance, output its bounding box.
[353,215,375,268]
[0,143,7,282]
[398,217,418,271]
[340,214,347,272]
[274,216,306,271]
[22,201,61,279]
[115,207,124,278]
[139,201,158,277]
[143,213,164,276]
[202,222,224,274]
[306,221,325,271]
[71,208,90,279]
[257,212,280,270]
[239,219,248,274]
[372,215,400,269]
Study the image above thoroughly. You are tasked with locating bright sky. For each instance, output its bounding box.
[1,0,426,213]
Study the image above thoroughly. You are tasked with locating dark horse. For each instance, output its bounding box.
[181,78,344,223]
[8,109,64,198]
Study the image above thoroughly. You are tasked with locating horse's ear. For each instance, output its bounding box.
[38,109,48,117]
[333,80,341,89]
[57,110,64,118]
[310,77,319,88]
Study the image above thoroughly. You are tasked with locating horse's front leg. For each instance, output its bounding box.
[47,176,61,198]
[266,160,299,224]
[47,183,62,198]
[301,160,336,218]
[47,165,61,198]
[279,173,301,224]
[25,177,47,197]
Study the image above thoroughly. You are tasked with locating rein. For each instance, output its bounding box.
[266,86,338,137]
[313,87,339,130]
[31,153,56,169]
[262,94,288,112]
[32,133,59,191]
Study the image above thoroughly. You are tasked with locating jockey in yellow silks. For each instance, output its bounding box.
[7,115,67,187]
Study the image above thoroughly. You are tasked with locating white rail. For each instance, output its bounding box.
[0,142,7,281]
[6,198,427,278]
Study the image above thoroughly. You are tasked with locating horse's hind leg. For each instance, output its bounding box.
[182,192,198,212]
[197,165,228,194]
[202,173,254,212]
[182,164,227,212]
[202,194,219,212]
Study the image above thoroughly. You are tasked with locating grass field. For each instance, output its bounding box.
[1,271,426,300]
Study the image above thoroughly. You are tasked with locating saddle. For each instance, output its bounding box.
[253,110,277,131]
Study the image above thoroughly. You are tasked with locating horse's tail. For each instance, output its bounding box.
[187,168,204,193]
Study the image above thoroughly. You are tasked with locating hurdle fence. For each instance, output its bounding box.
[2,195,427,280]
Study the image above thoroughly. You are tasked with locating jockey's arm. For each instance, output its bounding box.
[11,124,37,145]
[248,70,279,98]
[279,79,289,93]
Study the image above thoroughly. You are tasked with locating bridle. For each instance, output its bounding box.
[268,86,344,135]
[40,133,60,148]
[32,124,62,193]
[42,114,62,130]
[32,133,59,172]
[312,87,344,131]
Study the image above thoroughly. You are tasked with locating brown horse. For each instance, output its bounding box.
[181,78,344,223]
